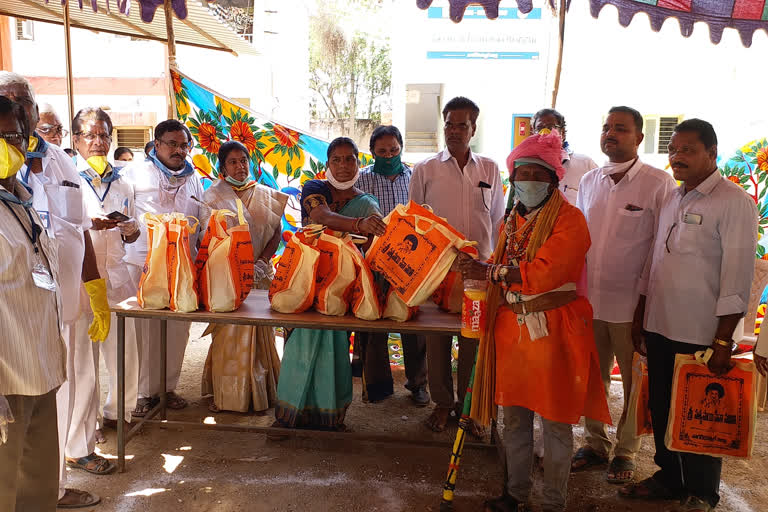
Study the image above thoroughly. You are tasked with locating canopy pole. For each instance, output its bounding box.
[164,0,177,120]
[63,0,75,145]
[550,0,567,108]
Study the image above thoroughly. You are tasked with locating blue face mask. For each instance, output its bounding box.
[513,181,551,209]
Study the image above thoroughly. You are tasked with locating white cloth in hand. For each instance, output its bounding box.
[0,395,14,445]
[254,259,273,283]
[117,218,139,237]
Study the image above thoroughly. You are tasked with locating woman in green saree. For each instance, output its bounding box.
[273,137,386,431]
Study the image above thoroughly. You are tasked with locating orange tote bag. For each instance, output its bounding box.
[625,353,653,437]
[269,230,320,313]
[665,350,758,458]
[196,200,255,312]
[167,213,199,313]
[313,229,357,316]
[137,213,170,309]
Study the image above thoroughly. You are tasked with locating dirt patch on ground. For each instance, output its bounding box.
[68,325,768,511]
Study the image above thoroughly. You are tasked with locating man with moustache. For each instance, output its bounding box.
[123,120,204,416]
[620,119,757,512]
[573,106,675,484]
[409,96,505,435]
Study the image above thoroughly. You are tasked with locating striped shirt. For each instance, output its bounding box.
[356,164,412,216]
[0,180,66,395]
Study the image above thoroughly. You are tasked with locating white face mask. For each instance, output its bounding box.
[326,165,360,190]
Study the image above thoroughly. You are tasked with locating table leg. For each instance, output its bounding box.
[160,319,167,421]
[117,314,125,473]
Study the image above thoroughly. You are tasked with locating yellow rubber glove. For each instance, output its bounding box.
[84,278,110,342]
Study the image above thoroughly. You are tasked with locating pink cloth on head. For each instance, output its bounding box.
[506,130,566,181]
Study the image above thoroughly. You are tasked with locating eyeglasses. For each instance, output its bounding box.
[76,132,112,143]
[665,222,677,253]
[157,138,192,152]
[535,123,563,132]
[0,132,25,146]
[38,124,69,137]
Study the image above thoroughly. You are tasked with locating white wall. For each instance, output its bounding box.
[391,0,768,168]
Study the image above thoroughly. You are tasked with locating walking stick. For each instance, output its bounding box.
[439,345,479,511]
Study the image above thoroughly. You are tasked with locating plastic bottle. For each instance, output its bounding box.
[461,279,487,339]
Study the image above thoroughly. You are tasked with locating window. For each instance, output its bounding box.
[114,126,152,150]
[642,115,682,155]
[15,19,34,41]
[404,84,441,154]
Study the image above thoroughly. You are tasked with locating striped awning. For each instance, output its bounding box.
[0,0,258,55]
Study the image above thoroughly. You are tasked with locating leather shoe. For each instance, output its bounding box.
[410,387,430,406]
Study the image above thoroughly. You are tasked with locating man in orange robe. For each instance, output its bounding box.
[460,130,610,512]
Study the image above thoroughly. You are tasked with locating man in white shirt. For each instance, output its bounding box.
[0,71,109,507]
[621,119,757,512]
[123,120,204,416]
[409,96,505,435]
[573,106,675,483]
[0,95,65,511]
[36,102,67,147]
[532,108,597,204]
[73,108,141,434]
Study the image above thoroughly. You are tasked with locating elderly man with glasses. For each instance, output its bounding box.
[0,71,109,508]
[122,119,204,416]
[36,102,69,147]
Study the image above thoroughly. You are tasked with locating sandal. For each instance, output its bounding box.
[66,453,116,475]
[679,496,714,511]
[166,391,188,410]
[607,456,636,484]
[132,396,159,418]
[618,477,680,501]
[483,493,527,512]
[57,488,101,509]
[571,446,608,472]
[266,420,290,441]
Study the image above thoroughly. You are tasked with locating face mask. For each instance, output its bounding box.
[225,175,250,188]
[86,155,109,175]
[513,181,551,209]
[0,139,25,179]
[326,165,360,190]
[28,136,38,152]
[372,154,403,176]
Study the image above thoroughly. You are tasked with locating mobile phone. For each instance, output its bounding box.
[106,211,130,222]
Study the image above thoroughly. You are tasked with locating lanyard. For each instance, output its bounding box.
[0,197,41,254]
[80,171,113,206]
[19,166,32,185]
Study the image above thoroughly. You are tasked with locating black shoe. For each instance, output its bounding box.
[410,387,430,406]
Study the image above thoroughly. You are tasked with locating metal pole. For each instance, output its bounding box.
[160,319,167,420]
[550,0,567,108]
[63,0,75,146]
[164,0,177,120]
[117,315,126,473]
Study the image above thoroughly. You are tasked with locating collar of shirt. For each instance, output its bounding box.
[600,158,643,183]
[0,179,33,205]
[439,147,479,167]
[676,168,721,198]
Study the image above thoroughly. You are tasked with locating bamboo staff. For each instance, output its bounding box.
[439,345,478,511]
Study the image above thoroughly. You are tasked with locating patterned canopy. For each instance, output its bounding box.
[590,0,768,47]
[46,0,188,21]
[416,1,768,47]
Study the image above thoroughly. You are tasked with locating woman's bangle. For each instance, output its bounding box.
[353,217,362,233]
[486,264,495,283]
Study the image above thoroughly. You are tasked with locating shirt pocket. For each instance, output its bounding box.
[44,183,83,225]
[474,187,490,211]
[675,223,717,256]
[614,207,651,240]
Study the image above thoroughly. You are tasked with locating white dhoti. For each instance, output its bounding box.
[128,264,191,398]
[57,319,98,499]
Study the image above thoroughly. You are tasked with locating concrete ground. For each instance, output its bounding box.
[66,324,768,511]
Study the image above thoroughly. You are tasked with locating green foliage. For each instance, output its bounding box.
[309,0,391,122]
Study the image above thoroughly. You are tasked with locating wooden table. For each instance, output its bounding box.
[112,290,463,472]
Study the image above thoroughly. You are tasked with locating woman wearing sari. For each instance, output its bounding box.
[458,131,610,512]
[201,141,288,413]
[273,137,386,431]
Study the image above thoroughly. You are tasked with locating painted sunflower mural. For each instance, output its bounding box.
[721,138,768,258]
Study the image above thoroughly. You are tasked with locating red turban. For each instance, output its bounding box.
[506,130,566,181]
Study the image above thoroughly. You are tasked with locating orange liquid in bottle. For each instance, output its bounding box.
[461,287,487,339]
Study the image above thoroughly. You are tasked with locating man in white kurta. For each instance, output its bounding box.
[123,120,204,413]
[73,108,141,429]
[0,72,109,507]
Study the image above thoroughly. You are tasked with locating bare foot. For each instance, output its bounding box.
[424,406,452,432]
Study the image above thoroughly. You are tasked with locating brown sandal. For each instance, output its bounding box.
[66,453,116,475]
[425,406,453,432]
[57,488,101,509]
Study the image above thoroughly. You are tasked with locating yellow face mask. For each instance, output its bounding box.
[28,136,38,152]
[86,155,109,175]
[0,139,25,180]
